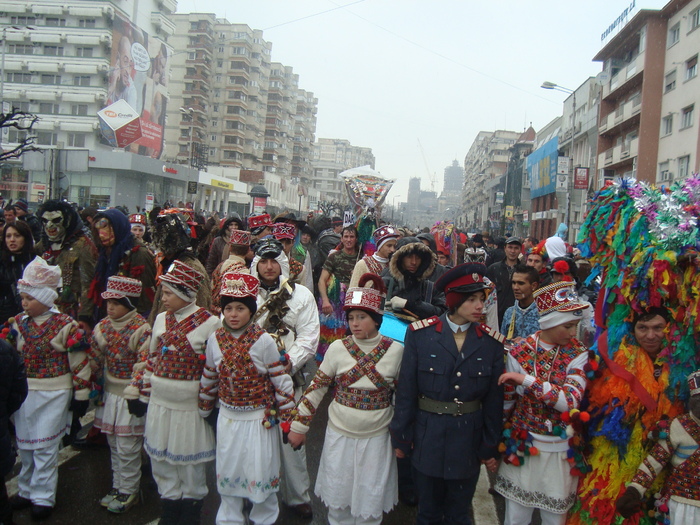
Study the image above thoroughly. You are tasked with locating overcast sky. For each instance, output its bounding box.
[176,0,668,201]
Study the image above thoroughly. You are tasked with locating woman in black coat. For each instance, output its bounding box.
[0,220,36,324]
[0,338,28,524]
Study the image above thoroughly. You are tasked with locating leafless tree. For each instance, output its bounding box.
[0,109,39,162]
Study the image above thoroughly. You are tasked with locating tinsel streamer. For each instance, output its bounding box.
[355,215,377,258]
[316,274,347,362]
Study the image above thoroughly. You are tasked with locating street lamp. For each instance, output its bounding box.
[541,80,576,242]
[179,107,195,168]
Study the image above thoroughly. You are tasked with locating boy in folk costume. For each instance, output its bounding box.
[288,273,404,525]
[7,258,92,520]
[348,225,400,288]
[89,276,151,514]
[199,271,295,525]
[210,229,252,315]
[135,261,220,524]
[494,280,591,525]
[616,369,700,524]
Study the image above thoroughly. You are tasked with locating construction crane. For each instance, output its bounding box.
[417,138,437,192]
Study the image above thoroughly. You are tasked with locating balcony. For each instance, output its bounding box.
[156,0,177,14]
[602,52,645,99]
[598,137,639,168]
[598,95,642,135]
[151,12,176,36]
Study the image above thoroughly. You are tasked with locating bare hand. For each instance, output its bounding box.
[395,448,406,458]
[498,372,526,386]
[284,360,293,375]
[287,431,305,449]
[481,458,498,473]
[321,299,333,315]
[78,321,92,336]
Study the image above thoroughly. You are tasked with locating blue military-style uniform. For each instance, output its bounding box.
[390,262,505,525]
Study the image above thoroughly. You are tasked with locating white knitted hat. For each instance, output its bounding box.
[17,257,62,307]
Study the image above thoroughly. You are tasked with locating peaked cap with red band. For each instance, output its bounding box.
[435,263,489,309]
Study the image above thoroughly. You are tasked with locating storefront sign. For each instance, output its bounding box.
[187,181,198,194]
[145,193,155,211]
[495,191,504,204]
[211,179,234,190]
[30,182,46,204]
[252,196,267,214]
[574,167,589,190]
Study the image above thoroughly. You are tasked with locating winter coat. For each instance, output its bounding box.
[0,254,34,324]
[0,339,28,477]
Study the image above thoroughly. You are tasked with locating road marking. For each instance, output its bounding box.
[473,464,498,524]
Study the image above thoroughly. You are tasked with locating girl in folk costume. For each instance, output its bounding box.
[495,280,591,525]
[616,369,700,525]
[210,229,252,316]
[199,271,295,525]
[136,261,220,525]
[4,258,92,520]
[288,274,403,525]
[88,276,151,514]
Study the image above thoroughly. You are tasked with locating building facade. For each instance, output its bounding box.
[310,138,374,204]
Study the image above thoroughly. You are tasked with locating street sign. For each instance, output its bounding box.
[557,156,570,175]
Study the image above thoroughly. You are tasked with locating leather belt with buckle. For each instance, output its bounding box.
[418,395,482,416]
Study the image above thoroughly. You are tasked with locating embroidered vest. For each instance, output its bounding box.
[17,313,73,379]
[665,414,700,502]
[99,316,148,379]
[216,324,275,410]
[334,336,394,410]
[363,255,384,276]
[154,308,211,381]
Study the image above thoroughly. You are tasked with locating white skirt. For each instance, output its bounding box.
[215,407,282,503]
[315,426,398,519]
[494,450,577,514]
[94,391,145,437]
[14,389,72,450]
[144,376,215,465]
[669,499,700,525]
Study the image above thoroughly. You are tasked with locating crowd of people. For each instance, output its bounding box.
[0,198,698,525]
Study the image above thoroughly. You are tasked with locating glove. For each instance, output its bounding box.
[390,296,408,311]
[204,408,219,431]
[70,399,89,418]
[616,486,643,518]
[127,399,148,418]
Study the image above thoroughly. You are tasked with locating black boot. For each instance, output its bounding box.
[158,499,182,525]
[178,499,203,525]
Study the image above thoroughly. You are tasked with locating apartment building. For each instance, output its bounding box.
[594,0,699,184]
[311,138,375,203]
[461,129,521,232]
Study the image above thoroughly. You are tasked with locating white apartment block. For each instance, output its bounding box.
[311,138,375,204]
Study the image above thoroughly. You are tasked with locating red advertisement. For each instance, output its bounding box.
[103,13,170,159]
[574,167,590,190]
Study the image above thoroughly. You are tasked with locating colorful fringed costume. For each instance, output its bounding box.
[570,176,700,525]
[318,249,357,361]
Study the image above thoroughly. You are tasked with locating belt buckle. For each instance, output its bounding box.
[453,398,463,417]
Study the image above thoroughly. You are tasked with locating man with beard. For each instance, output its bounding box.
[148,209,211,324]
[36,200,97,331]
[250,239,319,520]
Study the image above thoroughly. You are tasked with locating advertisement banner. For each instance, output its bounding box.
[103,13,170,158]
[253,197,267,214]
[495,191,504,204]
[97,99,142,148]
[527,137,558,198]
[574,167,590,190]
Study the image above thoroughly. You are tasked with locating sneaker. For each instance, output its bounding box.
[100,488,120,508]
[107,493,138,514]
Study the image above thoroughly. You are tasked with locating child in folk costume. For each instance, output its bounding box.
[6,258,91,520]
[89,276,151,514]
[494,280,591,525]
[199,271,295,525]
[288,273,403,525]
[136,261,220,524]
[616,369,700,524]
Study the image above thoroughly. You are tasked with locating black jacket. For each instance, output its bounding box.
[390,314,504,479]
[382,238,447,320]
[19,213,42,244]
[0,254,34,324]
[0,339,28,477]
[486,260,517,326]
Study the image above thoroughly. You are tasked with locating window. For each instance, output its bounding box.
[668,23,680,46]
[67,133,86,147]
[223,150,241,160]
[71,104,88,116]
[36,132,58,145]
[659,161,670,181]
[78,19,96,28]
[41,74,60,85]
[212,120,218,127]
[7,72,31,83]
[44,46,64,56]
[686,55,698,80]
[76,47,94,57]
[190,22,199,30]
[10,101,29,112]
[665,70,676,93]
[212,105,219,112]
[218,46,225,53]
[11,16,36,25]
[681,105,694,129]
[690,8,700,31]
[678,155,690,179]
[8,129,29,143]
[211,135,217,142]
[39,103,60,114]
[179,144,189,153]
[45,18,66,27]
[74,76,91,86]
[662,114,673,135]
[188,51,196,60]
[9,44,34,55]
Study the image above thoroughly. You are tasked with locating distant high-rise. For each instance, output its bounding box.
[443,160,463,194]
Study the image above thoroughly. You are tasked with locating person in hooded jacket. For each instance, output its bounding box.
[205,214,245,277]
[0,220,36,324]
[382,237,447,321]
[88,209,157,321]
